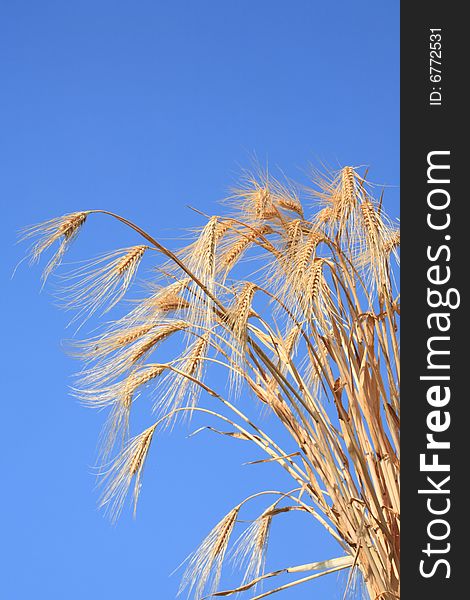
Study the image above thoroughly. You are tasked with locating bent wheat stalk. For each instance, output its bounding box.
[22,165,400,599]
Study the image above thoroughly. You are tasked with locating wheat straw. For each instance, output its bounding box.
[22,164,400,600]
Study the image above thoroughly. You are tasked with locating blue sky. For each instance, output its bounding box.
[1,2,399,598]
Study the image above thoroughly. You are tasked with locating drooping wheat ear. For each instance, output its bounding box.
[359,200,391,295]
[156,333,209,419]
[360,200,381,243]
[100,363,166,459]
[276,194,303,216]
[275,325,302,382]
[225,282,257,346]
[280,227,326,312]
[182,216,219,327]
[117,245,147,274]
[339,166,358,214]
[223,282,257,390]
[156,290,190,312]
[119,279,191,327]
[227,171,280,225]
[284,324,301,359]
[215,220,233,242]
[58,245,147,323]
[68,323,156,363]
[76,320,188,388]
[302,258,334,335]
[122,364,166,404]
[232,504,275,587]
[187,216,218,284]
[283,219,304,254]
[99,423,157,522]
[181,505,241,598]
[130,321,188,363]
[220,237,252,273]
[21,211,88,282]
[335,166,363,240]
[74,362,166,410]
[341,166,356,206]
[310,166,366,244]
[270,178,304,218]
[307,258,325,300]
[302,258,326,312]
[218,225,273,278]
[315,205,336,226]
[256,188,279,220]
[295,229,325,275]
[181,335,209,379]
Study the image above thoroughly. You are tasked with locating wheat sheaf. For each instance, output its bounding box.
[21,165,400,599]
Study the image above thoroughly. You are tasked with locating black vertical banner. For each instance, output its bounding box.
[401,4,465,598]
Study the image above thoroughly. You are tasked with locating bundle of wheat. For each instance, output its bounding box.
[22,165,400,599]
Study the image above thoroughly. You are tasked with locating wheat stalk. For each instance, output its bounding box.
[22,164,400,599]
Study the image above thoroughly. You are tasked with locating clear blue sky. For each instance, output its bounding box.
[1,2,399,598]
